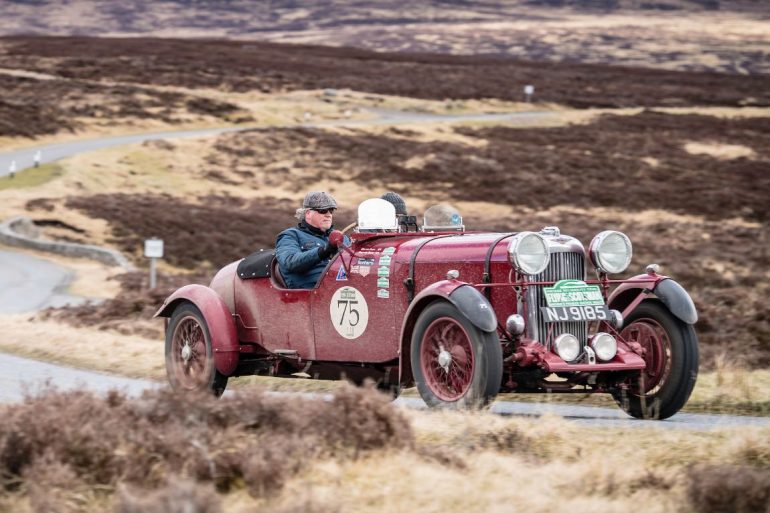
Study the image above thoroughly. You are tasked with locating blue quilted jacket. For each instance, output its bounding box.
[275,221,349,289]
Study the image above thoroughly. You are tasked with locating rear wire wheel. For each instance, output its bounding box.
[612,299,698,420]
[165,303,228,397]
[411,301,502,409]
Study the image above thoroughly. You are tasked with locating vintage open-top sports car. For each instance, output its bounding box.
[156,200,699,419]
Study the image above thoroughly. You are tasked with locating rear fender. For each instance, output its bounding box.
[608,274,698,325]
[398,281,497,386]
[155,284,239,375]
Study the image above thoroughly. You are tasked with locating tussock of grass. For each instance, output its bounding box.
[687,465,770,513]
[0,163,63,190]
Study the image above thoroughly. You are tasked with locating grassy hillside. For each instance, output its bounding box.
[0,1,767,73]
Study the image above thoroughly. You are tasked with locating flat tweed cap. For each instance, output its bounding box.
[303,191,337,210]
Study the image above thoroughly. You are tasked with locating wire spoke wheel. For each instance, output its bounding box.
[420,316,475,401]
[612,299,698,420]
[165,303,228,396]
[411,301,502,409]
[621,319,672,395]
[171,316,210,390]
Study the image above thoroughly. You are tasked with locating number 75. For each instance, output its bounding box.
[337,300,360,326]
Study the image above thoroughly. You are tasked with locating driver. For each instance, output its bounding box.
[275,191,349,289]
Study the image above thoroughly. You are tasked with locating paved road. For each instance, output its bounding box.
[0,352,158,402]
[0,352,767,430]
[0,125,253,178]
[0,250,91,313]
[395,397,770,430]
[0,109,555,177]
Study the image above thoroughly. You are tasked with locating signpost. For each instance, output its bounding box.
[144,238,164,289]
[524,84,535,102]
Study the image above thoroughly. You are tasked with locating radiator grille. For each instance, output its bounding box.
[527,251,587,348]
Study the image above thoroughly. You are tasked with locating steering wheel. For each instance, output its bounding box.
[341,222,357,236]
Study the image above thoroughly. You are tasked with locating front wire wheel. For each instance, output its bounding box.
[165,303,228,397]
[411,302,503,409]
[612,299,699,420]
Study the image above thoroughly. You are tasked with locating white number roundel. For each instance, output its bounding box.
[330,287,369,339]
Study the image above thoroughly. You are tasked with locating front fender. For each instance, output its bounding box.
[155,284,239,376]
[398,280,497,387]
[655,278,698,324]
[401,281,497,337]
[608,274,698,325]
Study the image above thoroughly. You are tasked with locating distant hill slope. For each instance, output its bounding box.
[0,35,766,139]
[0,0,767,73]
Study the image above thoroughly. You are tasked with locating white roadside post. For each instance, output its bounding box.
[33,150,42,168]
[144,238,164,289]
[524,84,535,103]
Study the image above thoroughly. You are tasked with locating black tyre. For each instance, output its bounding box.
[165,303,228,397]
[611,299,698,420]
[411,301,503,409]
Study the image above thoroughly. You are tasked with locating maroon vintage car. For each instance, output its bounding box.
[156,200,699,419]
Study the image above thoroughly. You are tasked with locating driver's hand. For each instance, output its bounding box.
[318,240,339,260]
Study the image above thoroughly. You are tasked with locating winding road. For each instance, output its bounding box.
[0,108,556,178]
[1,109,769,429]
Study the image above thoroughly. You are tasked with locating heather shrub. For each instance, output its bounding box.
[687,464,770,513]
[0,383,412,507]
[25,452,90,513]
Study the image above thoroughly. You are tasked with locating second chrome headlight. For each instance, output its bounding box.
[508,232,550,276]
[590,332,617,361]
[589,230,632,274]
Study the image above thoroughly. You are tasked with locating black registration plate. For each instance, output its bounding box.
[540,305,612,323]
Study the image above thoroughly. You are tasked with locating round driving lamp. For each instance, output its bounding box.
[589,231,633,274]
[508,232,550,276]
[554,333,581,362]
[590,332,618,362]
[506,314,526,337]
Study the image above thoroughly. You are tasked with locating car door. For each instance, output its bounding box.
[235,274,316,360]
[311,246,399,362]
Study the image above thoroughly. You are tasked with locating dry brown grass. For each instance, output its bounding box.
[0,383,768,513]
[0,314,164,379]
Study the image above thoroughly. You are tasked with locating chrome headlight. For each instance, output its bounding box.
[589,332,617,361]
[589,231,632,274]
[508,232,550,276]
[554,333,581,362]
